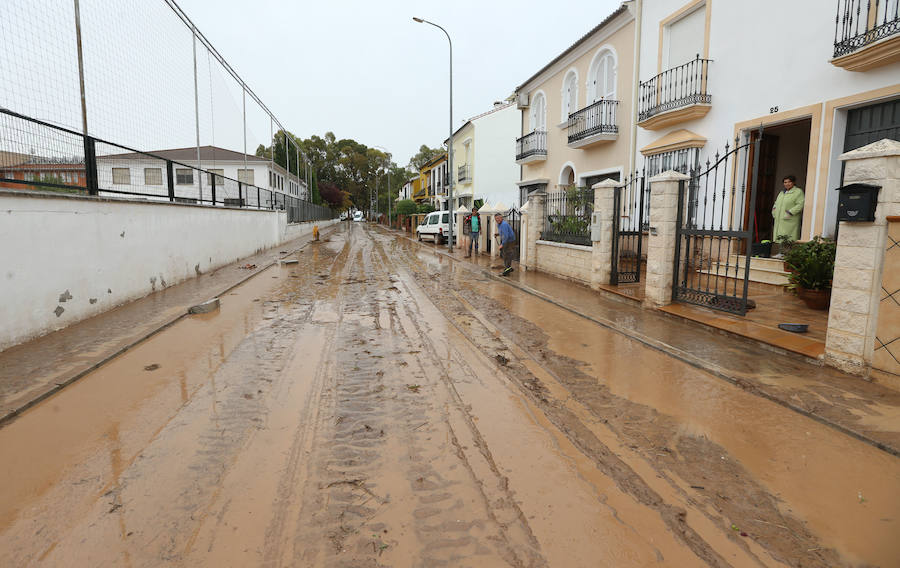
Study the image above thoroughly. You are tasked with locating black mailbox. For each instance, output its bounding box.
[836,183,880,222]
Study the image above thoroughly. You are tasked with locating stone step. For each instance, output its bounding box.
[698,260,791,286]
[730,254,787,272]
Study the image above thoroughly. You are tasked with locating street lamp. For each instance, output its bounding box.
[413,16,454,252]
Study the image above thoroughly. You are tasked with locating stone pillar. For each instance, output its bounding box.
[523,192,545,271]
[456,211,467,253]
[519,207,530,268]
[826,139,900,376]
[643,170,690,308]
[590,179,621,289]
[489,215,499,260]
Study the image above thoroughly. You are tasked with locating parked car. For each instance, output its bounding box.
[353,211,364,222]
[416,211,457,244]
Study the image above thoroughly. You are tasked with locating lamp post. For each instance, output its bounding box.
[413,16,454,252]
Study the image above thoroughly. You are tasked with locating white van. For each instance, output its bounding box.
[416,211,456,244]
[352,210,364,222]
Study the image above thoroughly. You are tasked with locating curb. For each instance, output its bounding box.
[387,227,900,458]
[0,224,340,428]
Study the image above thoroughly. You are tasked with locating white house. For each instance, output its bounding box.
[97,145,307,206]
[447,101,521,210]
[634,0,900,241]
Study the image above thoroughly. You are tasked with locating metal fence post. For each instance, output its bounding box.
[210,172,216,205]
[166,161,175,201]
[83,136,98,195]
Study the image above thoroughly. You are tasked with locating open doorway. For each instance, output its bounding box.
[747,118,811,245]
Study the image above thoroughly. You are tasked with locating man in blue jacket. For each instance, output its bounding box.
[494,212,516,276]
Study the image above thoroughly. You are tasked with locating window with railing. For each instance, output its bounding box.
[638,55,711,122]
[516,130,547,161]
[457,164,471,183]
[834,0,900,57]
[567,100,618,144]
[541,186,593,246]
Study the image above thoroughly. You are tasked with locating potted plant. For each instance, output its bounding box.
[751,240,772,257]
[784,236,836,310]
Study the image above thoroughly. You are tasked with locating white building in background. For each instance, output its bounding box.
[447,101,521,210]
[634,0,900,241]
[97,145,307,205]
[400,176,416,201]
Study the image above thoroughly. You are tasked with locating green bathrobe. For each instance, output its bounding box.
[772,186,804,241]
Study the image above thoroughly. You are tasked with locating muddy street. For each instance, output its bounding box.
[1,222,898,567]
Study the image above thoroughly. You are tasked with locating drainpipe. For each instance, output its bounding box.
[628,0,642,177]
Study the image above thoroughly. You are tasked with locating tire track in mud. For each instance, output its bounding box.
[384,229,845,568]
[289,226,546,567]
[99,237,350,565]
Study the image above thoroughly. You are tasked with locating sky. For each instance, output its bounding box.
[176,0,624,166]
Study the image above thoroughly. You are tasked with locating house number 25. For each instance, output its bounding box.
[770,106,779,113]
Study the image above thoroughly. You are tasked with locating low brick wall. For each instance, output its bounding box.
[535,240,592,284]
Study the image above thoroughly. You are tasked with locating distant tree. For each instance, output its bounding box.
[417,202,436,214]
[395,199,417,217]
[408,144,444,170]
[318,181,351,210]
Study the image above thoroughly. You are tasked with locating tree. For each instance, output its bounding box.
[408,144,444,170]
[395,199,417,216]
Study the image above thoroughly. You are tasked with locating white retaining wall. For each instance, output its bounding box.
[0,190,337,351]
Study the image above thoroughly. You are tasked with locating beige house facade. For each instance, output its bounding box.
[514,3,636,205]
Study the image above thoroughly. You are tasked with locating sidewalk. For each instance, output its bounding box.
[388,227,900,457]
[0,224,341,425]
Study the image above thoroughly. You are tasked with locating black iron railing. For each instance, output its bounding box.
[638,55,711,122]
[834,0,900,57]
[567,100,618,144]
[457,164,471,183]
[515,130,547,161]
[0,109,334,222]
[541,187,593,246]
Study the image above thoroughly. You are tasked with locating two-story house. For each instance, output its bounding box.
[96,145,307,206]
[447,101,520,212]
[635,0,900,244]
[514,3,637,209]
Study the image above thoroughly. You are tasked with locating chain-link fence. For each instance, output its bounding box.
[0,0,332,222]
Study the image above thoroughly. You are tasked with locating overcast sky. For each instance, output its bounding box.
[177,0,623,166]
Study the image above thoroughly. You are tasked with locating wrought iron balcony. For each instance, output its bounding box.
[457,164,472,183]
[515,130,547,164]
[637,55,711,130]
[567,100,618,148]
[833,0,900,69]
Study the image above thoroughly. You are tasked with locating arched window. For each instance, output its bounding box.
[529,91,546,132]
[559,164,576,188]
[588,48,616,103]
[561,70,578,121]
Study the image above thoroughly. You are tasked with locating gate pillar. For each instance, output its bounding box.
[523,192,545,271]
[826,139,900,379]
[590,178,622,289]
[644,170,690,308]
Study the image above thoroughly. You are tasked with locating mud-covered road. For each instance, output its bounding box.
[1,223,898,567]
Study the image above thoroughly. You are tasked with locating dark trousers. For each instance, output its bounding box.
[501,241,516,269]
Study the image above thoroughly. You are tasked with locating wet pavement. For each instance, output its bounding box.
[1,222,898,567]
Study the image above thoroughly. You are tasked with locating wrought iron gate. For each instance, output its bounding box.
[611,172,648,285]
[506,208,522,260]
[672,135,761,315]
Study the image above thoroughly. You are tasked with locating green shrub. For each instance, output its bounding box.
[785,236,836,291]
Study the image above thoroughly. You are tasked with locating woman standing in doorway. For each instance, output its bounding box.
[772,174,804,248]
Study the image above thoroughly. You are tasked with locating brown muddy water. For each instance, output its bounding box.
[0,223,897,567]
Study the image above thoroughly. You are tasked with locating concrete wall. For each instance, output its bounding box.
[535,240,593,284]
[0,190,336,351]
